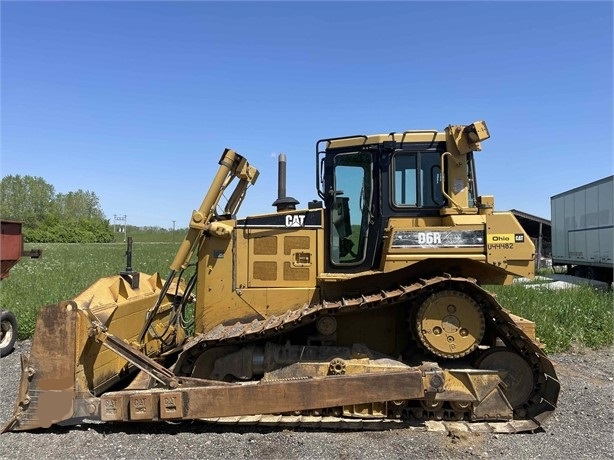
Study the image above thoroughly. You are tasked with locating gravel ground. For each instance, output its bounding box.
[1,341,612,460]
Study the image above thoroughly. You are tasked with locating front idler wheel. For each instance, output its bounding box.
[476,347,535,409]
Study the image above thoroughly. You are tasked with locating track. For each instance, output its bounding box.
[178,275,560,433]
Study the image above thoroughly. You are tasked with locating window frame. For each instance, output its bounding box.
[390,150,443,210]
[329,151,374,267]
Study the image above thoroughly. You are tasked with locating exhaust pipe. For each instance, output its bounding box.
[272,153,299,212]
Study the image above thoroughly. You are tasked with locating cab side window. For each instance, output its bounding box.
[392,151,442,208]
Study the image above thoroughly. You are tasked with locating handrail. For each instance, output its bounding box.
[399,129,439,147]
[316,135,368,200]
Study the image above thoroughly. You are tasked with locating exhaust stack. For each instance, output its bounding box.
[272,153,299,212]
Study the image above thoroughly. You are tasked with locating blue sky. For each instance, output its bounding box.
[2,1,612,228]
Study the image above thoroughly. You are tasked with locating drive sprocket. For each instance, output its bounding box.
[414,290,485,359]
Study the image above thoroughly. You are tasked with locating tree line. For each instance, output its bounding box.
[0,175,114,243]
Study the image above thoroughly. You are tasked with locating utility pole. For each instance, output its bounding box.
[172,220,176,243]
[113,214,127,242]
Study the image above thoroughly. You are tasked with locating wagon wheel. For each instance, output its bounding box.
[0,309,18,358]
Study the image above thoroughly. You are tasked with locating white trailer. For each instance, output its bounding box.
[551,175,613,282]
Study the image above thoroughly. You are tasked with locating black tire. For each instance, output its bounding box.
[583,266,597,280]
[0,309,18,358]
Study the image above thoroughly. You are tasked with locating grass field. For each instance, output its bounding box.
[1,242,612,351]
[487,284,613,352]
[1,242,181,339]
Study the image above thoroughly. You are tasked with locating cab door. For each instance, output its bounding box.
[326,151,377,272]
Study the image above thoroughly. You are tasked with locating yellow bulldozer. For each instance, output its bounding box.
[2,121,559,434]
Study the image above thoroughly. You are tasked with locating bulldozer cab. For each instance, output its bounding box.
[317,124,483,273]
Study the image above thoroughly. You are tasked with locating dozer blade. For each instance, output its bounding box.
[2,302,81,432]
[2,272,184,433]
